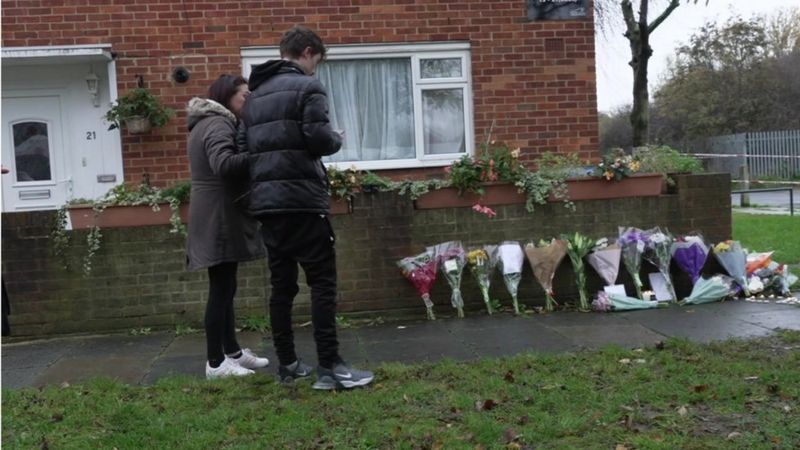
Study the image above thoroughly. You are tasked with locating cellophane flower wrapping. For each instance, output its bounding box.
[586,238,622,286]
[681,274,738,305]
[562,232,595,311]
[497,241,524,314]
[433,241,467,318]
[618,227,649,299]
[397,249,438,320]
[671,234,708,285]
[467,246,498,314]
[644,227,677,301]
[712,240,750,296]
[592,291,666,312]
[524,239,568,312]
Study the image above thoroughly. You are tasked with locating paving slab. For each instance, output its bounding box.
[622,305,773,343]
[33,354,154,386]
[360,335,475,364]
[461,319,578,357]
[550,324,667,349]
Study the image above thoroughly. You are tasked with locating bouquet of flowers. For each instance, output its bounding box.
[562,232,595,311]
[681,274,738,305]
[713,240,750,296]
[586,238,622,287]
[467,245,498,314]
[592,291,666,312]
[397,249,439,320]
[434,241,467,318]
[644,227,676,301]
[618,227,649,299]
[497,241,525,314]
[524,238,568,312]
[671,233,708,285]
[746,252,773,275]
[751,262,798,297]
[593,148,641,182]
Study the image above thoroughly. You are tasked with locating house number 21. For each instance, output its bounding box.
[86,131,97,140]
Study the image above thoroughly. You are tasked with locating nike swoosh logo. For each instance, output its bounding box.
[337,372,353,379]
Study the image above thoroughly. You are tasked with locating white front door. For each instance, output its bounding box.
[1,95,69,211]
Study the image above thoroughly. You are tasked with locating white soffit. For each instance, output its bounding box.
[2,44,113,66]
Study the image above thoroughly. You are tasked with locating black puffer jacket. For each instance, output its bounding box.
[241,60,342,217]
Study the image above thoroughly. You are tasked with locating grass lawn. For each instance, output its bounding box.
[3,331,799,449]
[733,212,800,265]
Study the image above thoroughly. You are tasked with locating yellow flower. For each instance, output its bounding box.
[511,148,521,159]
[467,249,488,265]
[714,242,731,253]
[604,171,613,180]
[630,161,640,172]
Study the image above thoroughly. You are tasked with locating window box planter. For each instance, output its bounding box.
[414,183,525,210]
[413,173,664,210]
[68,204,189,230]
[561,173,664,201]
[330,198,352,215]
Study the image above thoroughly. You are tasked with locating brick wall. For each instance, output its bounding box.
[1,173,731,337]
[2,0,599,186]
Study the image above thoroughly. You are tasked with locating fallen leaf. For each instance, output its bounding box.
[618,358,631,364]
[60,381,70,389]
[475,399,499,411]
[767,384,780,395]
[503,428,518,443]
[655,341,665,350]
[727,432,742,440]
[677,406,688,416]
[391,426,401,439]
[504,370,515,383]
[40,436,49,450]
[633,348,645,353]
[771,437,781,444]
[744,376,759,381]
[634,359,647,364]
[432,442,444,450]
[517,415,529,425]
[783,405,792,412]
[403,394,410,403]
[615,444,628,450]
[50,413,64,423]
[181,388,191,393]
[507,444,522,450]
[693,384,709,393]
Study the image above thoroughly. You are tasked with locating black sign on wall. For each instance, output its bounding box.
[527,0,588,21]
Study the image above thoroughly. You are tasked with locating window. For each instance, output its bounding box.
[241,42,473,170]
[12,121,52,182]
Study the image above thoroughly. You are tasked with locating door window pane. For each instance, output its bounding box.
[12,122,52,181]
[420,58,462,78]
[316,58,416,162]
[422,89,466,155]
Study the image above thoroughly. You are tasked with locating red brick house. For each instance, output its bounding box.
[1,0,598,212]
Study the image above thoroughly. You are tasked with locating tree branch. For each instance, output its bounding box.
[648,0,680,34]
[621,0,638,38]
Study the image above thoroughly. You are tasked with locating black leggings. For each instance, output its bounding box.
[205,262,241,366]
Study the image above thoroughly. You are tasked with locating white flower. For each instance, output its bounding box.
[649,232,668,244]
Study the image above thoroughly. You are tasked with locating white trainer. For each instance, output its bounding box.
[206,357,255,380]
[229,348,270,369]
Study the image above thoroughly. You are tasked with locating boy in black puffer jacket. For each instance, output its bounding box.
[241,25,373,390]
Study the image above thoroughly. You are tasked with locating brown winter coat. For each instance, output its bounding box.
[185,98,265,271]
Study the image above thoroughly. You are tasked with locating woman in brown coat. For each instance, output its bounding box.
[186,75,268,379]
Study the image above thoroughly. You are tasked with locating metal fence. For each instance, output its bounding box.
[689,130,800,180]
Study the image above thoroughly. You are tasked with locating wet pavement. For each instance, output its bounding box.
[2,299,799,390]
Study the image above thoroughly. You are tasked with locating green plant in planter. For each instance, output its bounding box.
[327,166,363,200]
[360,171,392,193]
[50,180,190,276]
[447,154,484,195]
[633,145,703,186]
[104,88,174,132]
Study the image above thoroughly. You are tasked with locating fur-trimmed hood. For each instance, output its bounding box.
[186,97,236,130]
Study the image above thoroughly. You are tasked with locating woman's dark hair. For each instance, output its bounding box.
[207,74,247,110]
[280,25,326,60]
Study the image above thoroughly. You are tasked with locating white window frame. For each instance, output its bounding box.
[241,42,474,171]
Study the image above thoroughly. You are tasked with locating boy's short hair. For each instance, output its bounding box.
[280,25,326,60]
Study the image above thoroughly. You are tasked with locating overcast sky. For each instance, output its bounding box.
[595,0,800,113]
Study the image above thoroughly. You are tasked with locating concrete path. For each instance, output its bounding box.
[2,300,799,390]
